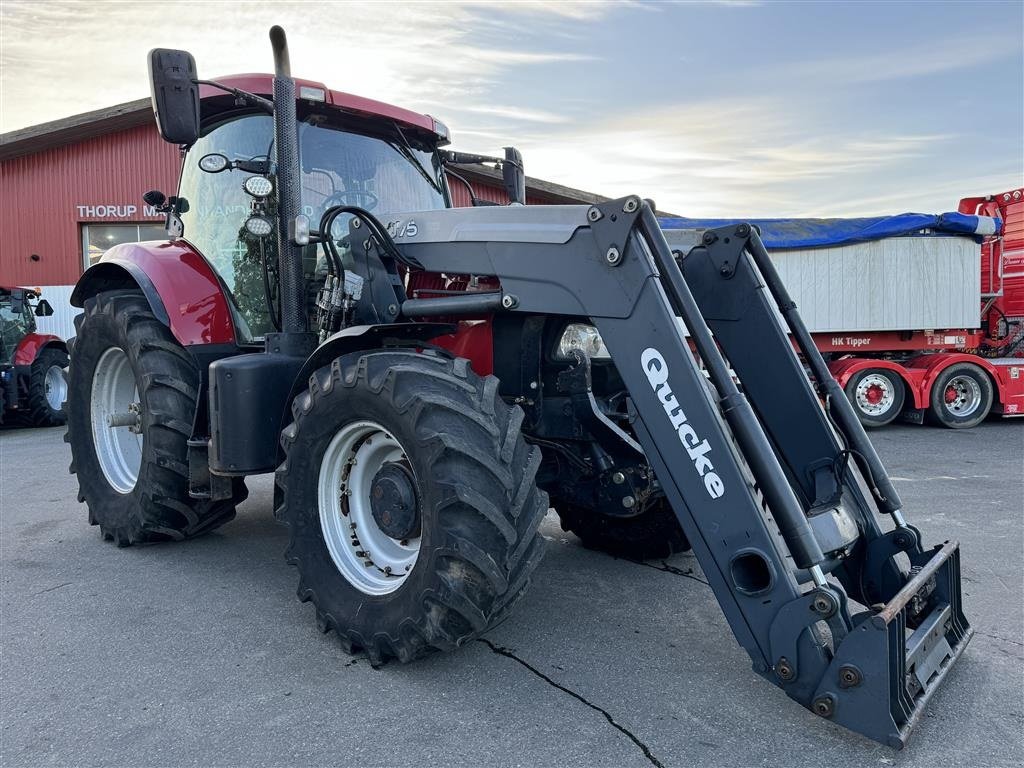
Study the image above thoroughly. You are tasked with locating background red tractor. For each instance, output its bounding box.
[0,286,68,426]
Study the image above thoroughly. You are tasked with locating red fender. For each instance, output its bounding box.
[906,352,1004,407]
[13,333,67,366]
[71,241,235,346]
[827,357,925,408]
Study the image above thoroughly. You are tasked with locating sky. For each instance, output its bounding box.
[1,0,1021,217]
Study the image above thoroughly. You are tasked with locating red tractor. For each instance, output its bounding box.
[63,29,972,747]
[0,286,67,426]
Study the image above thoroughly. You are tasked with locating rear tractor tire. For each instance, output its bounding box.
[276,350,548,665]
[557,498,691,561]
[27,346,68,427]
[65,290,246,546]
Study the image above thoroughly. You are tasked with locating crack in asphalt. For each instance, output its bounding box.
[976,630,1024,648]
[477,638,665,768]
[32,582,72,596]
[633,559,710,586]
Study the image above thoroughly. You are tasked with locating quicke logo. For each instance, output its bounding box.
[641,347,724,499]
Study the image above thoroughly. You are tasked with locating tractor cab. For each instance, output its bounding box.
[165,76,452,343]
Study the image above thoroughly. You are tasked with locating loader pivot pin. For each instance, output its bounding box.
[812,695,836,718]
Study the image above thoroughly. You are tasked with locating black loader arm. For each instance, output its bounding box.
[391,197,971,748]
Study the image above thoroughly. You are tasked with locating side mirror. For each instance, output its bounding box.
[148,48,200,145]
[502,147,526,205]
[143,189,167,209]
[34,299,54,317]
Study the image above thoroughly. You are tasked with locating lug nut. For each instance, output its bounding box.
[622,495,635,509]
[612,471,626,485]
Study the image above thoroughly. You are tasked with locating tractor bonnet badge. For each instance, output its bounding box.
[641,347,725,499]
[386,219,418,239]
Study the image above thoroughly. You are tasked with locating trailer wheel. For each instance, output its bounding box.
[276,350,548,665]
[927,363,994,429]
[65,290,246,546]
[556,498,690,560]
[844,368,905,428]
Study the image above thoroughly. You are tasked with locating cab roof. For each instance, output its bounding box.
[201,74,445,140]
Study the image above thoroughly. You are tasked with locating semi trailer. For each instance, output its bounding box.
[661,190,1024,428]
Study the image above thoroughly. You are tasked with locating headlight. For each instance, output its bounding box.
[556,323,611,360]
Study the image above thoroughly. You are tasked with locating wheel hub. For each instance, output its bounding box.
[370,462,420,540]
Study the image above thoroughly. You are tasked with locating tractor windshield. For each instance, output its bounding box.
[177,112,447,343]
[0,290,34,366]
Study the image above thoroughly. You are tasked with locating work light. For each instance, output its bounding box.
[244,215,274,238]
[243,175,274,199]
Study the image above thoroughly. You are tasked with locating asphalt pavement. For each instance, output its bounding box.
[1,420,1022,767]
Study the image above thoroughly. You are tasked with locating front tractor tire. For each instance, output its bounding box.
[556,498,690,561]
[276,350,548,665]
[66,290,246,546]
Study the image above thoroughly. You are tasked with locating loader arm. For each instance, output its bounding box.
[387,197,972,748]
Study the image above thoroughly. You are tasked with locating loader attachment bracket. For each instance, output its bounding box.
[813,540,972,748]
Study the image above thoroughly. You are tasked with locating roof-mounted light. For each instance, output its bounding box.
[431,117,451,146]
[299,85,326,102]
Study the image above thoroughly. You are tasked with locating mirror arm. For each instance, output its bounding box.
[194,79,273,113]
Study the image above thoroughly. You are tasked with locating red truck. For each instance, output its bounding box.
[661,188,1024,429]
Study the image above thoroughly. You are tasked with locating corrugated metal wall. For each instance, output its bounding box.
[0,125,179,287]
[771,237,980,332]
[664,228,981,334]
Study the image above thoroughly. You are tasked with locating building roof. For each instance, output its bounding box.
[0,99,152,161]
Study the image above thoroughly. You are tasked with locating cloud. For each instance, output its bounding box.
[455,104,571,124]
[773,34,1020,85]
[0,0,605,131]
[499,98,974,216]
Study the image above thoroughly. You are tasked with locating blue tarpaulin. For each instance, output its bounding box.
[657,212,1001,249]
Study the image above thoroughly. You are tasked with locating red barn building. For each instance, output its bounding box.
[0,98,605,339]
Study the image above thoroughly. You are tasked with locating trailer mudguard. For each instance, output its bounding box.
[389,198,972,748]
[70,241,235,346]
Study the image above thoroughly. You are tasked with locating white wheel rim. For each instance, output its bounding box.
[90,347,142,494]
[854,373,896,417]
[45,364,67,411]
[318,420,421,595]
[942,375,982,417]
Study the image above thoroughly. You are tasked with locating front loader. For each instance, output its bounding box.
[65,28,972,748]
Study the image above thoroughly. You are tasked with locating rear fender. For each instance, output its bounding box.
[827,358,924,408]
[908,352,1002,407]
[71,241,235,346]
[14,334,67,367]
